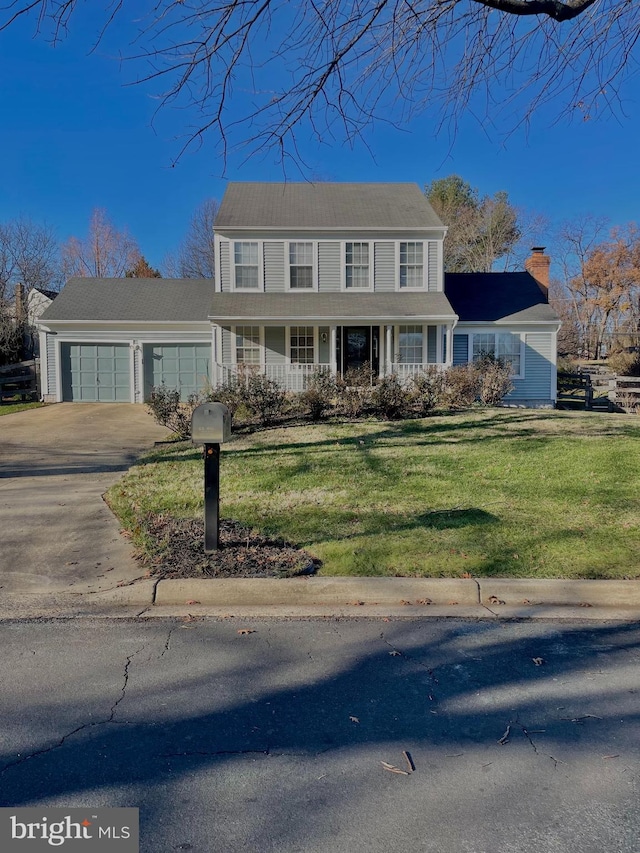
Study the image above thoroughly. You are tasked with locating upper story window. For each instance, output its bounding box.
[472,332,522,377]
[289,242,314,290]
[399,242,424,289]
[234,242,260,290]
[345,242,371,289]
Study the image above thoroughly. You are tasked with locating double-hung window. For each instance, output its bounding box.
[290,326,314,364]
[234,242,260,290]
[235,326,261,365]
[398,325,423,363]
[472,332,522,376]
[345,242,370,289]
[399,242,424,288]
[289,242,314,289]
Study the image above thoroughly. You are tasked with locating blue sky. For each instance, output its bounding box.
[0,7,638,273]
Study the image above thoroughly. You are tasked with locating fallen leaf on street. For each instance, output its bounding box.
[349,716,360,723]
[389,650,402,657]
[532,657,545,666]
[498,725,511,745]
[602,754,620,760]
[381,761,410,776]
[415,599,432,606]
[237,629,256,635]
[488,595,505,605]
[185,600,200,605]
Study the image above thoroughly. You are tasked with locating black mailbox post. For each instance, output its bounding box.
[191,403,232,553]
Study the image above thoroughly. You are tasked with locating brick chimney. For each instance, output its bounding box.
[14,282,26,323]
[525,247,550,298]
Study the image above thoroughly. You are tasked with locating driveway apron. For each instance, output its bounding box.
[0,404,168,594]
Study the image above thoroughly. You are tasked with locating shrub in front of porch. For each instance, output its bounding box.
[370,374,413,420]
[301,369,339,421]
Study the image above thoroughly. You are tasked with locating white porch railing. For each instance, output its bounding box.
[215,363,332,392]
[213,362,447,392]
[389,363,446,381]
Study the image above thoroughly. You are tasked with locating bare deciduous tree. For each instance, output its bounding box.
[164,199,218,279]
[426,176,521,272]
[62,209,141,279]
[0,217,60,303]
[0,1,632,167]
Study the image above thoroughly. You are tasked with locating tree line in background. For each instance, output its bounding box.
[0,200,218,365]
[1,179,639,367]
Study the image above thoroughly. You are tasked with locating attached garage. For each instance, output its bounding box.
[143,343,212,401]
[61,343,131,402]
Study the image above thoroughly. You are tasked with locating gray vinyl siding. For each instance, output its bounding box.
[453,334,469,365]
[427,326,437,363]
[318,326,330,363]
[318,242,341,292]
[374,242,395,292]
[46,333,57,397]
[508,332,554,400]
[264,242,285,292]
[265,326,286,363]
[221,327,232,363]
[220,241,230,292]
[427,241,439,292]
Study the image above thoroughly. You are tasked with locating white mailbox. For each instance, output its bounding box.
[191,402,231,445]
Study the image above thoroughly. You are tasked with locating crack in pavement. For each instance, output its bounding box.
[500,719,563,769]
[0,643,148,777]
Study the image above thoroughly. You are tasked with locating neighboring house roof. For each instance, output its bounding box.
[445,272,560,324]
[207,292,457,323]
[215,182,444,230]
[39,278,213,323]
[30,288,59,301]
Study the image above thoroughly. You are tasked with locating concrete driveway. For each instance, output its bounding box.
[0,404,169,594]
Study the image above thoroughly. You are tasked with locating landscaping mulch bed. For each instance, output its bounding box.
[140,513,320,579]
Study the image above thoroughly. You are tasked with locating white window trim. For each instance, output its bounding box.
[394,324,425,365]
[285,241,318,292]
[286,325,318,366]
[232,325,265,367]
[468,331,525,380]
[230,240,264,292]
[341,240,374,291]
[395,241,427,291]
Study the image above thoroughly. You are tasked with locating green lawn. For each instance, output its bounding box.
[0,401,44,416]
[107,409,640,579]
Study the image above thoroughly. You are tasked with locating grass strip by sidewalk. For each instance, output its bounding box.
[107,409,640,579]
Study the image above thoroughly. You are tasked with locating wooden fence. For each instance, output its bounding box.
[611,376,640,413]
[0,359,40,403]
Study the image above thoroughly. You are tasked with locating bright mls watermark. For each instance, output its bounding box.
[0,808,138,851]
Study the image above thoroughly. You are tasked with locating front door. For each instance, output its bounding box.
[341,327,379,376]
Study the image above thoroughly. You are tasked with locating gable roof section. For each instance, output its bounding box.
[215,182,443,230]
[208,292,456,323]
[39,278,213,323]
[445,271,560,324]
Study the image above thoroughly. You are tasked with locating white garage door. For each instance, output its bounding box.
[61,343,131,402]
[143,343,212,401]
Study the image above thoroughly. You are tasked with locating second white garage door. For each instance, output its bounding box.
[143,344,212,401]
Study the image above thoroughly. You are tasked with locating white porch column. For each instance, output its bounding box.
[385,325,393,374]
[436,324,444,365]
[330,326,337,374]
[444,325,453,366]
[378,324,384,378]
[422,324,428,366]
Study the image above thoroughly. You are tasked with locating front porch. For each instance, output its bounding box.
[211,323,455,392]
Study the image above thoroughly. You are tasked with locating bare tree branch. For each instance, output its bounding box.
[0,1,636,169]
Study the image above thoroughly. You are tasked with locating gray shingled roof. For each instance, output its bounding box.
[208,292,456,322]
[215,183,443,229]
[39,278,214,323]
[445,272,560,324]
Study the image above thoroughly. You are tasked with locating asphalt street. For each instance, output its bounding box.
[1,616,639,853]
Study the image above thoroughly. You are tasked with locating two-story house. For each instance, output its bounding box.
[37,182,560,406]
